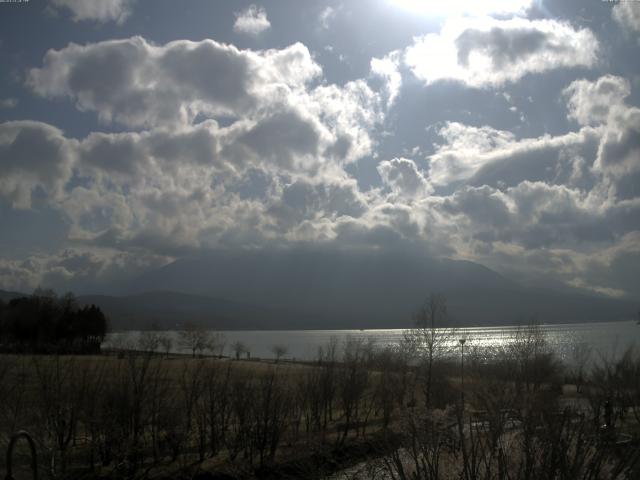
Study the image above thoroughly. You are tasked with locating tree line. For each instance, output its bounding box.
[0,289,107,353]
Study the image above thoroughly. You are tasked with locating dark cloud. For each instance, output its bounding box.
[28,37,322,128]
[0,121,75,208]
[237,110,321,170]
[456,27,550,69]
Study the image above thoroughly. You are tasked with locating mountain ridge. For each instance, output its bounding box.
[1,250,636,330]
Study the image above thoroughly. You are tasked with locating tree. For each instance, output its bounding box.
[404,293,454,409]
[178,322,212,358]
[138,330,160,354]
[158,333,173,358]
[232,341,247,360]
[271,344,288,363]
[0,292,106,353]
[207,332,226,358]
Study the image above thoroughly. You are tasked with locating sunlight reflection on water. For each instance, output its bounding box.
[105,320,640,364]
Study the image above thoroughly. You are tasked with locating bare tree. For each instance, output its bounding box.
[337,337,370,443]
[404,293,454,408]
[231,341,247,360]
[271,344,288,363]
[507,321,559,395]
[569,340,592,393]
[207,332,226,358]
[158,333,173,358]
[138,330,160,353]
[179,322,213,358]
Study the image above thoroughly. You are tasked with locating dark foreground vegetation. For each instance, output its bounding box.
[1,296,639,479]
[0,290,107,354]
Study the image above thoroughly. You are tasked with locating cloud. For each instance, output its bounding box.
[563,75,630,126]
[14,29,639,301]
[28,37,323,129]
[370,51,402,107]
[476,229,640,300]
[416,81,640,299]
[435,179,631,263]
[0,248,170,293]
[19,31,397,261]
[50,0,135,24]
[426,121,602,193]
[573,231,640,299]
[428,122,516,185]
[0,121,76,209]
[0,98,18,109]
[405,17,599,88]
[557,76,640,201]
[27,35,389,174]
[268,178,367,235]
[613,2,640,35]
[595,105,640,201]
[319,6,337,29]
[233,4,271,35]
[377,157,432,199]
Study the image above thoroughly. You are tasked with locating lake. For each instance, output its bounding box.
[105,320,640,364]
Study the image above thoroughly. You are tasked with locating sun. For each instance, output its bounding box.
[389,0,532,18]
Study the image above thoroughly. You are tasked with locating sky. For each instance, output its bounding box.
[0,0,639,300]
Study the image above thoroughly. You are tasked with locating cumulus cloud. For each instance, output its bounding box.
[563,75,630,126]
[405,17,599,88]
[370,51,402,107]
[26,35,391,180]
[233,4,271,35]
[406,75,640,299]
[595,105,640,201]
[377,157,432,199]
[473,229,640,300]
[28,37,321,128]
[572,231,640,299]
[0,248,170,293]
[17,31,400,264]
[11,27,639,302]
[50,0,135,24]
[267,178,367,235]
[0,121,76,209]
[438,181,609,249]
[558,76,640,202]
[612,2,640,35]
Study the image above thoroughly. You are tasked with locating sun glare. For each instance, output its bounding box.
[390,0,532,17]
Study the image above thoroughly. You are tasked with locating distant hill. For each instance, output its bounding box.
[128,249,637,329]
[76,291,312,331]
[0,289,25,303]
[2,248,637,330]
[1,288,314,331]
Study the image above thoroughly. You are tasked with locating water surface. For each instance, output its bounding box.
[105,320,640,363]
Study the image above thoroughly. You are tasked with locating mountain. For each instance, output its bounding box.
[129,249,637,328]
[0,289,26,303]
[76,291,310,331]
[3,249,636,330]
